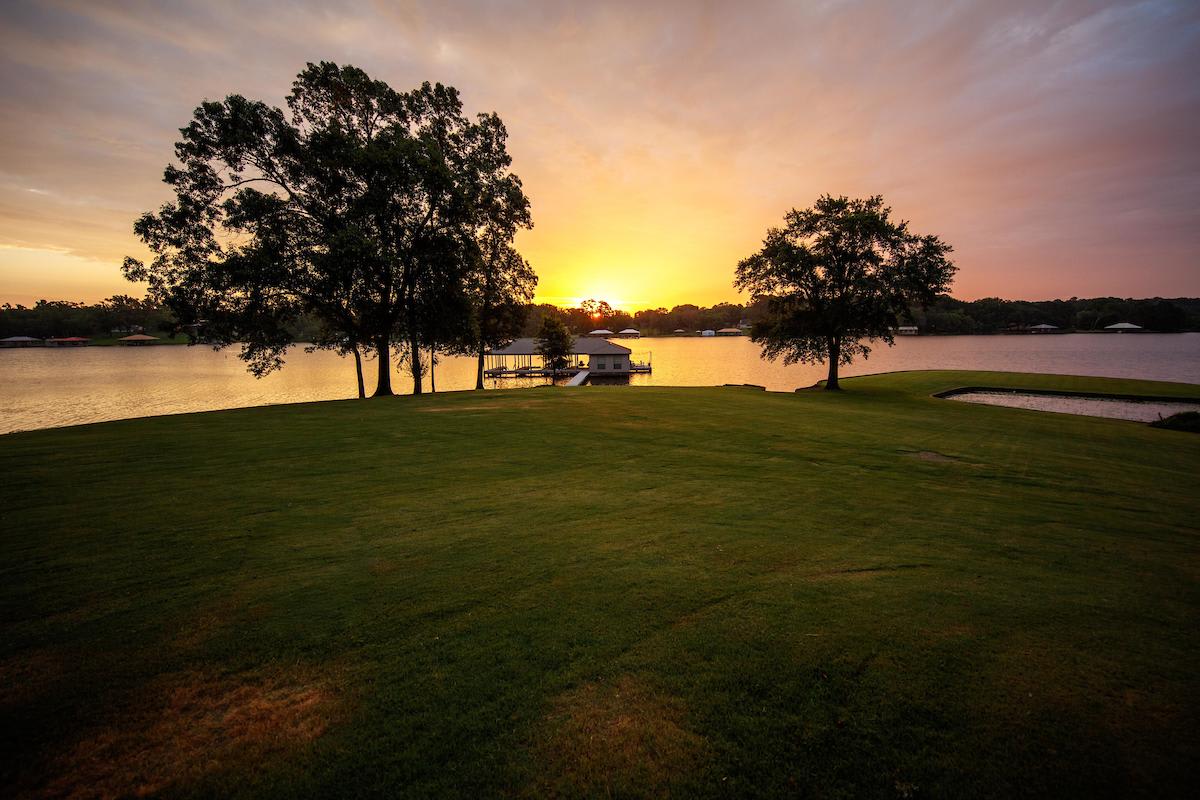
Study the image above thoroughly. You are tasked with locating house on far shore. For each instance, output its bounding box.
[716,327,743,336]
[701,329,716,337]
[616,328,640,339]
[45,337,90,347]
[1104,322,1143,333]
[896,325,919,335]
[118,334,161,346]
[587,328,614,338]
[0,336,42,348]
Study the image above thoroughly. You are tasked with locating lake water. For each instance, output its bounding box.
[945,391,1200,422]
[1,333,1198,434]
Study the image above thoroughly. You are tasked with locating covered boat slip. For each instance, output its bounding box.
[484,336,651,378]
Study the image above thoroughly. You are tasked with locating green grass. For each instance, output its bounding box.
[2,370,1198,798]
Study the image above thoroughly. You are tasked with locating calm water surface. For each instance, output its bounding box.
[1,333,1198,434]
[946,391,1200,422]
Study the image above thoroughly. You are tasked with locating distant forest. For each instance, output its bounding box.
[3,294,1198,341]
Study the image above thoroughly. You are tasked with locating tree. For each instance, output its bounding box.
[535,316,573,376]
[452,144,535,389]
[467,232,536,389]
[579,299,613,322]
[735,195,955,390]
[124,62,529,397]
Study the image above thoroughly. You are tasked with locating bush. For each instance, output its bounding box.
[1149,411,1200,432]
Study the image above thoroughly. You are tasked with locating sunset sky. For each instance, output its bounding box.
[0,0,1197,309]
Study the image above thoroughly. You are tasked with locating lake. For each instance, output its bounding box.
[2,333,1198,434]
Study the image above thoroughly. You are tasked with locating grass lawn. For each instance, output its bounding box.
[2,370,1198,798]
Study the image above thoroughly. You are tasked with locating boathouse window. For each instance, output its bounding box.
[596,360,606,370]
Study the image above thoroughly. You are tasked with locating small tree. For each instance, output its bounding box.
[535,316,573,376]
[735,195,955,390]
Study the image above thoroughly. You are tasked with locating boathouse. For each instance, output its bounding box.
[587,328,614,337]
[45,337,90,347]
[0,336,42,348]
[117,334,161,346]
[485,336,648,377]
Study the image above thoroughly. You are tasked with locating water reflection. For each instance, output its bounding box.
[1,334,1197,434]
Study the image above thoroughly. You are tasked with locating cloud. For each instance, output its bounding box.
[0,0,1197,306]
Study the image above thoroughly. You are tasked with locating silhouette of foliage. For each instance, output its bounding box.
[535,316,574,375]
[124,62,529,396]
[735,195,956,389]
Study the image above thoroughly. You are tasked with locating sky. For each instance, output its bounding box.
[0,0,1197,310]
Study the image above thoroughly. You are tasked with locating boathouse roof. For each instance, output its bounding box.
[488,337,632,356]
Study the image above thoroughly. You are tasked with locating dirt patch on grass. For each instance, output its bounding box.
[33,666,341,799]
[527,675,708,797]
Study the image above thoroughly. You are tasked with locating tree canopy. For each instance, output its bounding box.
[535,316,574,375]
[124,62,531,396]
[466,230,536,388]
[734,195,956,389]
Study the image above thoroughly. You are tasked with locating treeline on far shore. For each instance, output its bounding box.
[3,293,1199,342]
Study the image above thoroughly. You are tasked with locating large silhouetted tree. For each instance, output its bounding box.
[735,195,955,390]
[124,61,530,397]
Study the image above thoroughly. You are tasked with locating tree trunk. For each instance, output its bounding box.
[477,268,495,392]
[429,346,436,393]
[373,337,393,397]
[409,334,423,395]
[352,344,365,399]
[826,336,841,391]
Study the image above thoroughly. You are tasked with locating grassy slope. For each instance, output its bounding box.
[1,371,1198,798]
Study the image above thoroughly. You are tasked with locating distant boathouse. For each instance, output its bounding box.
[484,336,651,379]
